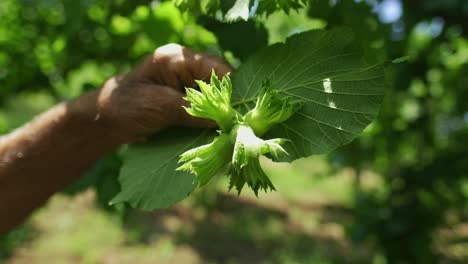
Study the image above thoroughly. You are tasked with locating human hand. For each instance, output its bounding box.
[0,45,228,233]
[95,44,232,143]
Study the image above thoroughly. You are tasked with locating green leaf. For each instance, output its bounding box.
[114,28,385,210]
[225,0,251,22]
[173,0,309,17]
[201,18,268,61]
[111,129,215,210]
[137,2,184,48]
[173,0,221,16]
[257,0,308,15]
[392,56,410,64]
[231,28,385,160]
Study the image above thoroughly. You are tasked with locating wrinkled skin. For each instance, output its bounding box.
[0,44,231,235]
[96,43,231,141]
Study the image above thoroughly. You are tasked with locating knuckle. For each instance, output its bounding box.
[153,43,185,62]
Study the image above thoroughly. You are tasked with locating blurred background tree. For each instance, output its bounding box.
[0,0,467,263]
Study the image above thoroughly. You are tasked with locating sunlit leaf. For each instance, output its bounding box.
[114,28,385,209]
[232,28,385,159]
[112,129,215,210]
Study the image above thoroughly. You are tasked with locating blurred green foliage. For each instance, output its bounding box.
[1,0,467,263]
[314,1,468,263]
[0,0,218,101]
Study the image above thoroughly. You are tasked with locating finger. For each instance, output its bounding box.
[128,44,233,90]
[158,85,218,129]
[177,98,218,129]
[126,44,184,86]
[160,64,183,91]
[188,51,233,83]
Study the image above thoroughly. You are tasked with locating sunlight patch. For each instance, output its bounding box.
[323,78,333,93]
